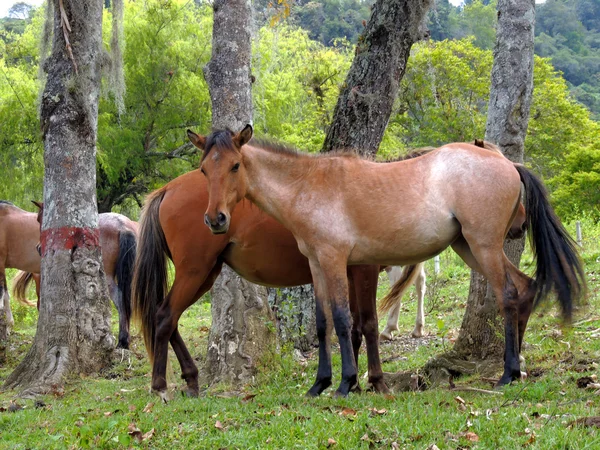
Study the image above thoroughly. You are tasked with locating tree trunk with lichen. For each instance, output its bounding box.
[4,0,114,396]
[322,0,433,157]
[425,0,535,379]
[201,0,277,386]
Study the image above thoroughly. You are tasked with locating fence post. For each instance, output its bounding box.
[576,221,582,247]
[434,255,440,275]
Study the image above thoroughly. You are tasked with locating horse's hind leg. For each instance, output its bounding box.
[412,265,426,338]
[352,265,389,394]
[453,234,523,386]
[168,261,223,398]
[152,263,220,399]
[107,277,129,349]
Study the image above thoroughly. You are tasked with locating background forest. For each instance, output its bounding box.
[1,0,599,220]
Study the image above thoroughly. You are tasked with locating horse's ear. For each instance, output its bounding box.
[187,129,206,150]
[234,124,253,148]
[31,200,43,210]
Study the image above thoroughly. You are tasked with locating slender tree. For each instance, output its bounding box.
[4,0,114,395]
[427,0,536,377]
[201,0,277,385]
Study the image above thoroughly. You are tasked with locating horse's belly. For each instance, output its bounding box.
[348,219,460,266]
[222,238,313,288]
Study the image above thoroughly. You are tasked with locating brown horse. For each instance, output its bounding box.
[131,170,388,400]
[191,125,584,397]
[4,201,138,349]
[0,201,41,329]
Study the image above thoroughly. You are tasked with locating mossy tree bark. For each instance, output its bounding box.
[322,0,433,156]
[4,0,114,396]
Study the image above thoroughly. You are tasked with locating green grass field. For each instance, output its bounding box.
[1,220,599,449]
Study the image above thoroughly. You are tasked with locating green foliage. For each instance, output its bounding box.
[387,38,492,156]
[96,0,213,211]
[550,138,600,220]
[0,6,44,209]
[253,25,351,151]
[535,0,600,119]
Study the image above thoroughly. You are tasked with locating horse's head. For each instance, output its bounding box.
[187,125,253,234]
[31,200,43,255]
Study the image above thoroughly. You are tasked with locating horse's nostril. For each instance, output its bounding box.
[217,212,226,225]
[204,214,210,226]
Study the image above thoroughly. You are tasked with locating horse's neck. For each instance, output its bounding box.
[243,146,308,220]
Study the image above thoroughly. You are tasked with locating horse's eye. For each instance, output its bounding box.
[231,163,240,173]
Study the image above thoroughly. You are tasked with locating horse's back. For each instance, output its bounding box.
[341,144,521,265]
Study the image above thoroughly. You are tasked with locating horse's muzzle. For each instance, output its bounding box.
[204,212,229,234]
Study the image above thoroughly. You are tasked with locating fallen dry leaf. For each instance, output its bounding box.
[104,411,113,417]
[369,407,387,416]
[143,402,154,413]
[462,431,479,442]
[340,407,357,417]
[128,404,136,412]
[215,420,224,430]
[327,438,337,447]
[454,396,466,405]
[142,428,155,441]
[242,393,256,403]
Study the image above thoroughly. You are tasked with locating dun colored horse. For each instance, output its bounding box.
[191,125,584,397]
[132,170,391,400]
[2,201,138,349]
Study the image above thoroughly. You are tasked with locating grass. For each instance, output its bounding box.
[1,220,600,449]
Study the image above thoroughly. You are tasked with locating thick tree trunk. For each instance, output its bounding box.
[202,0,277,385]
[322,0,433,156]
[427,0,535,377]
[4,0,114,395]
[203,266,276,384]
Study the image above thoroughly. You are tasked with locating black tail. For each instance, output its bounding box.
[515,164,586,320]
[131,187,170,363]
[115,229,137,337]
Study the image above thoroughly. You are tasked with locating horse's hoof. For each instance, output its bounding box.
[520,371,528,380]
[182,388,199,398]
[306,377,332,397]
[151,388,172,403]
[411,328,424,338]
[350,383,362,394]
[495,372,519,389]
[379,332,393,342]
[333,389,349,398]
[368,379,391,394]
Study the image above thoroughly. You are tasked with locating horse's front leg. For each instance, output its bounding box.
[318,253,357,397]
